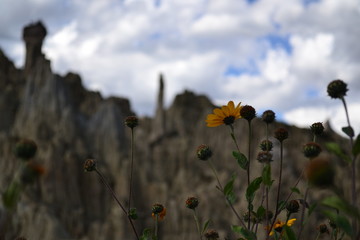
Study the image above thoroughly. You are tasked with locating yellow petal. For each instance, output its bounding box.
[227,101,235,110]
[221,105,230,116]
[213,108,226,118]
[287,218,296,226]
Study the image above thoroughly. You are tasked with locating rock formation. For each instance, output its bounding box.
[0,22,356,240]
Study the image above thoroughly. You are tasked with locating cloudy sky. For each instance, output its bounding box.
[0,0,359,135]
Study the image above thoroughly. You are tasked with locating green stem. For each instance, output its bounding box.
[247,120,252,229]
[193,209,203,240]
[314,232,320,240]
[207,159,247,229]
[128,128,135,211]
[95,169,139,240]
[155,214,159,238]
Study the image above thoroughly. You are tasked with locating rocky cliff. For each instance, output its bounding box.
[0,22,355,240]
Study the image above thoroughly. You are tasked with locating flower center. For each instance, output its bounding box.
[223,116,235,125]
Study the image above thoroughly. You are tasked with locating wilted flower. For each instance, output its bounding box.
[262,110,276,124]
[274,128,288,142]
[204,229,219,240]
[240,105,256,121]
[303,142,322,158]
[327,79,348,99]
[259,140,273,151]
[185,197,199,210]
[14,139,37,160]
[306,157,334,188]
[196,144,212,161]
[125,116,139,129]
[84,159,97,172]
[206,101,242,127]
[310,122,325,136]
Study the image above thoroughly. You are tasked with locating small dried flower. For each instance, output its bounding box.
[329,219,337,229]
[327,79,348,99]
[259,140,273,151]
[125,116,139,129]
[84,159,97,172]
[306,157,334,188]
[262,110,276,124]
[152,204,166,220]
[186,197,199,210]
[274,128,288,142]
[303,142,322,158]
[240,105,256,121]
[317,224,329,234]
[196,144,212,161]
[286,200,300,213]
[310,122,325,136]
[204,229,219,240]
[257,151,273,164]
[14,139,37,160]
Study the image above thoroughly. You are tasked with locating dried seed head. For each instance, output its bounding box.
[262,110,276,124]
[185,197,199,210]
[327,79,348,99]
[125,116,139,129]
[196,144,212,161]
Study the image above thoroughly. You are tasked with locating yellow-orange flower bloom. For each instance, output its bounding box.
[152,207,166,221]
[269,218,296,236]
[206,101,242,127]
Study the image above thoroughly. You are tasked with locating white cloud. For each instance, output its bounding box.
[0,0,359,133]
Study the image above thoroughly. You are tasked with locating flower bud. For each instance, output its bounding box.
[274,128,288,142]
[306,157,334,188]
[262,110,276,124]
[286,200,300,213]
[152,203,164,214]
[310,122,324,136]
[317,224,329,234]
[125,116,139,129]
[259,140,273,151]
[303,142,322,158]
[240,105,256,121]
[327,79,348,99]
[186,197,199,210]
[196,144,212,161]
[257,151,273,164]
[84,159,97,172]
[14,139,37,161]
[204,229,219,240]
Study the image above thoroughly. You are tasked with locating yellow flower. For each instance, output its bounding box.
[269,218,296,236]
[152,207,166,221]
[206,101,242,127]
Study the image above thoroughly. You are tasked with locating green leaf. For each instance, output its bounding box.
[290,187,301,195]
[128,207,138,220]
[202,219,211,234]
[224,174,237,204]
[231,226,257,240]
[277,200,287,212]
[233,151,248,170]
[325,142,351,163]
[307,202,317,217]
[321,196,360,219]
[262,164,272,186]
[246,177,262,203]
[322,210,353,237]
[353,134,360,157]
[2,181,22,210]
[283,225,296,240]
[256,205,266,219]
[140,228,155,240]
[342,126,355,138]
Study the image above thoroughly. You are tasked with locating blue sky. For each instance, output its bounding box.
[0,0,359,135]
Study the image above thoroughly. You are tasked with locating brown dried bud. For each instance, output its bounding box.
[274,128,288,142]
[317,224,329,234]
[257,151,273,164]
[125,116,139,129]
[14,139,37,161]
[327,79,348,99]
[196,144,212,161]
[310,122,325,136]
[240,105,256,121]
[286,200,300,213]
[84,159,97,172]
[185,197,199,210]
[259,139,273,151]
[303,142,322,158]
[262,110,276,124]
[204,229,219,240]
[152,203,164,214]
